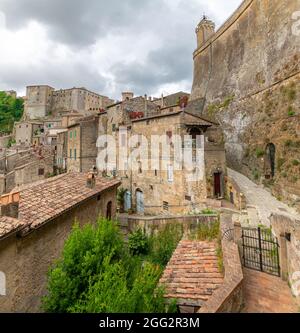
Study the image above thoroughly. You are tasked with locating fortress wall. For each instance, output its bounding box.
[191,0,300,208]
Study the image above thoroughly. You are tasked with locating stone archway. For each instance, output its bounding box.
[265,143,276,179]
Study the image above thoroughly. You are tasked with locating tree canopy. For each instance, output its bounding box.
[43,219,183,313]
[0,91,24,134]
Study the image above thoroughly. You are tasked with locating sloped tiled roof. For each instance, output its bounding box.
[0,216,25,239]
[160,240,224,307]
[0,173,120,238]
[18,173,120,231]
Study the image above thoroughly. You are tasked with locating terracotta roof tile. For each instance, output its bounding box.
[0,173,120,237]
[0,216,25,239]
[160,240,224,307]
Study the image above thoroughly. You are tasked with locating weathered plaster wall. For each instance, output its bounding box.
[191,0,300,208]
[271,214,300,299]
[0,187,118,313]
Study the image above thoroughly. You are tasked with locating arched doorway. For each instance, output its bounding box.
[265,143,276,179]
[124,191,132,212]
[136,189,144,214]
[106,201,112,220]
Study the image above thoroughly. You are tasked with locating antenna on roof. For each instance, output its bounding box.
[203,13,207,20]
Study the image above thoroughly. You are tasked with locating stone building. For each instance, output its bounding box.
[0,172,120,312]
[112,109,226,215]
[152,91,190,109]
[56,130,68,173]
[0,147,54,195]
[190,0,300,210]
[24,85,114,120]
[3,90,17,99]
[14,121,44,146]
[67,115,99,173]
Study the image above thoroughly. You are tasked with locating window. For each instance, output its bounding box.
[155,169,158,177]
[112,124,116,132]
[163,201,169,211]
[38,168,44,176]
[70,149,72,159]
[74,130,77,138]
[185,195,192,201]
[167,165,174,182]
[74,149,77,160]
[70,131,72,139]
[166,131,172,144]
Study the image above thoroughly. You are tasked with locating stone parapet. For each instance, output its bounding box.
[198,213,244,313]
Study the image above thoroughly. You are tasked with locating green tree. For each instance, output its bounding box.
[43,219,177,313]
[0,91,24,134]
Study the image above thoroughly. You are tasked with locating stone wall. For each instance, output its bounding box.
[225,175,247,210]
[81,117,98,172]
[199,213,244,313]
[0,187,118,313]
[67,125,81,172]
[0,136,11,149]
[25,86,113,120]
[120,214,218,236]
[191,0,300,209]
[271,214,300,298]
[14,156,54,187]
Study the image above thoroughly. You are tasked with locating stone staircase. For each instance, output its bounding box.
[242,268,299,313]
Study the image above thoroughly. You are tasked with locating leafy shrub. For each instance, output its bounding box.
[192,220,220,242]
[255,148,265,158]
[277,158,285,172]
[148,224,183,267]
[128,229,149,255]
[288,106,295,117]
[201,208,217,215]
[292,160,300,166]
[43,219,178,314]
[252,169,261,180]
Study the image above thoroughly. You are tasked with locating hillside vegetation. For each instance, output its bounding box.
[0,91,24,134]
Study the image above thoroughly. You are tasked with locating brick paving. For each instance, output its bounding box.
[242,268,299,313]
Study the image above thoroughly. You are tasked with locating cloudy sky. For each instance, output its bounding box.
[0,0,242,100]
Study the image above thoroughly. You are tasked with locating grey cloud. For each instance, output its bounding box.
[0,61,107,95]
[0,0,242,98]
[0,0,164,47]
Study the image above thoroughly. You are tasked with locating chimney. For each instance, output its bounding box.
[86,171,96,189]
[144,94,148,114]
[161,94,164,108]
[0,192,20,219]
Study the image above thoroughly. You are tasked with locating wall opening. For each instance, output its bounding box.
[214,172,222,198]
[106,201,112,220]
[265,143,276,179]
[136,189,144,214]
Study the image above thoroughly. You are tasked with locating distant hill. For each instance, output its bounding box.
[0,91,24,134]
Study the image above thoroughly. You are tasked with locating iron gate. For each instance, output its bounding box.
[242,227,280,277]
